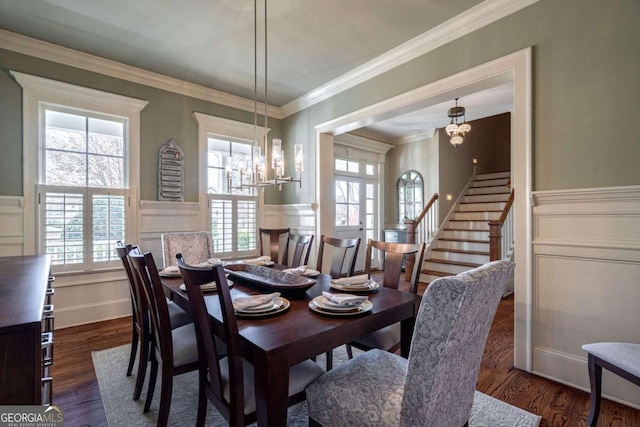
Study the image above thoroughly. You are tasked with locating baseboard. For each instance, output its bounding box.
[54,298,131,329]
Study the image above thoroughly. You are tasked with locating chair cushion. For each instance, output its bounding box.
[167,300,192,329]
[582,342,640,378]
[219,358,324,415]
[353,323,400,352]
[306,349,407,427]
[171,323,199,367]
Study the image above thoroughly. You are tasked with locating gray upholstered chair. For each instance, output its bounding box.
[305,260,514,427]
[581,342,640,426]
[161,231,214,268]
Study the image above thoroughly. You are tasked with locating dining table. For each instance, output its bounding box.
[161,266,420,426]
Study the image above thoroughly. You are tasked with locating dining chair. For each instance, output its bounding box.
[258,227,290,264]
[128,248,200,426]
[115,241,191,401]
[315,235,360,279]
[161,231,214,268]
[306,260,514,427]
[346,239,426,359]
[177,260,324,427]
[581,342,640,426]
[282,233,314,267]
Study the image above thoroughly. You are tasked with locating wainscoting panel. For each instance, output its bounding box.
[531,185,640,409]
[0,196,24,256]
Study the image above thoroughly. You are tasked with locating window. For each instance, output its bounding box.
[195,113,268,259]
[12,71,147,270]
[207,137,258,257]
[397,170,423,221]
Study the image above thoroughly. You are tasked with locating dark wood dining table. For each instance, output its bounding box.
[162,267,420,426]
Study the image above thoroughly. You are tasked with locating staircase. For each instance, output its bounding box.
[421,171,511,283]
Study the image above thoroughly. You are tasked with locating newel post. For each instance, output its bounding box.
[404,220,416,281]
[488,220,501,261]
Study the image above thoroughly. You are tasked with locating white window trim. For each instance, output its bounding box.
[11,71,148,255]
[193,112,268,231]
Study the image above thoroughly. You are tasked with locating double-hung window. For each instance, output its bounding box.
[12,71,147,273]
[195,113,265,259]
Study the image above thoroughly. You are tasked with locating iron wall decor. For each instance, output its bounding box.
[158,138,184,201]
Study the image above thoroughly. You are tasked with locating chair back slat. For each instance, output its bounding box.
[364,239,426,293]
[282,233,314,267]
[316,235,360,279]
[258,228,290,263]
[115,241,144,324]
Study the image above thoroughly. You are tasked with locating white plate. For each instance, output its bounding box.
[282,267,321,277]
[236,298,281,313]
[308,295,367,312]
[236,297,290,317]
[308,297,373,316]
[330,281,380,292]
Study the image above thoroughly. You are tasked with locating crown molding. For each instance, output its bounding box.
[0,29,283,120]
[335,133,394,155]
[348,129,394,145]
[281,0,539,117]
[394,129,437,145]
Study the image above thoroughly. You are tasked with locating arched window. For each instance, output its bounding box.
[397,170,423,221]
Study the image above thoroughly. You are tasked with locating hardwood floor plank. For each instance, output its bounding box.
[51,294,640,426]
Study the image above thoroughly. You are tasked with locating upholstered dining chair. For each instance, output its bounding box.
[258,227,290,264]
[315,235,360,279]
[282,233,314,267]
[115,241,191,401]
[128,249,199,426]
[305,260,514,427]
[581,342,640,426]
[346,239,426,358]
[161,231,214,269]
[177,260,324,427]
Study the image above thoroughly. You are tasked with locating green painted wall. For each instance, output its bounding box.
[282,0,640,201]
[0,48,282,201]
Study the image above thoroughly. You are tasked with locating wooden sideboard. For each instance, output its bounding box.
[0,255,53,405]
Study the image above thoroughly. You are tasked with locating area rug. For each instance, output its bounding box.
[93,344,541,426]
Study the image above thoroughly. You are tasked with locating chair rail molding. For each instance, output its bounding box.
[0,195,24,256]
[531,184,640,410]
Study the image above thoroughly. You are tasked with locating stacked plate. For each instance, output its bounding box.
[282,266,321,277]
[179,280,232,293]
[159,266,181,278]
[233,293,290,317]
[330,274,379,292]
[308,293,373,317]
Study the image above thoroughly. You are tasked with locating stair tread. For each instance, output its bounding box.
[432,248,489,255]
[439,238,489,243]
[425,259,481,268]
[444,228,488,232]
[421,269,454,278]
[456,209,503,213]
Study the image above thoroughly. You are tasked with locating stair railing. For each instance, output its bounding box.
[404,193,438,280]
[489,189,514,261]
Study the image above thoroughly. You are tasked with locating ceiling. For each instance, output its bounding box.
[0,0,513,142]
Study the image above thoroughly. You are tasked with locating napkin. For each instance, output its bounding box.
[233,292,281,311]
[242,256,272,265]
[207,257,223,266]
[162,265,180,274]
[287,265,307,275]
[330,274,369,285]
[322,291,368,307]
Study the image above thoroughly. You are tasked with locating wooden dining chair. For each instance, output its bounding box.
[306,261,514,427]
[176,260,324,427]
[315,235,361,279]
[115,241,191,401]
[128,249,199,426]
[346,239,426,358]
[161,231,214,268]
[258,228,290,264]
[282,233,314,267]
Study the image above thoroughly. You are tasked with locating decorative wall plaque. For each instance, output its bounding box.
[158,138,184,201]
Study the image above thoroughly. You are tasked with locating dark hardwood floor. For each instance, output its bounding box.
[52,293,640,427]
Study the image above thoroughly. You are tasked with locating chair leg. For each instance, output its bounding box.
[127,326,138,376]
[326,350,333,371]
[157,365,173,427]
[346,344,353,359]
[586,354,603,426]
[133,333,149,400]
[196,378,207,427]
[144,355,158,413]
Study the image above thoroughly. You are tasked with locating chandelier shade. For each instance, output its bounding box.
[446,98,471,147]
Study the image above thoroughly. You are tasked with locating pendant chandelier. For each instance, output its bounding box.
[445,98,471,147]
[227,0,303,192]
